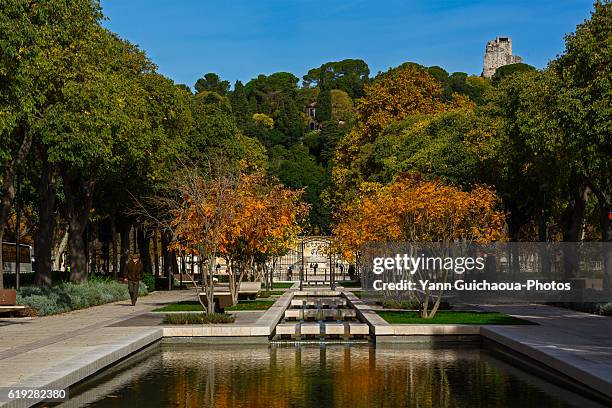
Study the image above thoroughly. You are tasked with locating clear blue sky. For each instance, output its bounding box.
[100,0,594,88]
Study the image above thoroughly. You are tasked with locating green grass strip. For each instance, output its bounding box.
[260,282,294,289]
[154,300,203,312]
[225,300,275,311]
[257,290,286,298]
[377,310,533,325]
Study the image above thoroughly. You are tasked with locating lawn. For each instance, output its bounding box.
[377,311,533,325]
[261,282,294,289]
[154,298,277,312]
[257,290,286,298]
[351,291,383,299]
[154,301,203,312]
[338,280,361,288]
[226,300,275,311]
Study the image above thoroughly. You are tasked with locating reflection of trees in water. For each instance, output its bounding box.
[150,345,571,408]
[70,344,578,407]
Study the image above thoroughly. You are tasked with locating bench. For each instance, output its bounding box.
[198,281,262,312]
[198,290,234,312]
[0,305,28,317]
[213,282,262,300]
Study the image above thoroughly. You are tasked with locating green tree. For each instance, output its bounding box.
[364,110,498,188]
[188,91,266,170]
[268,144,330,232]
[243,73,303,147]
[551,0,611,243]
[230,80,250,128]
[93,73,192,278]
[330,89,355,126]
[194,72,230,95]
[492,63,536,85]
[0,0,104,287]
[316,88,332,122]
[303,59,370,99]
[39,30,156,282]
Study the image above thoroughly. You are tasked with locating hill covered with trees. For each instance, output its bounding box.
[0,0,609,287]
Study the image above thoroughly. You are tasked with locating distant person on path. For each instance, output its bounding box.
[287,266,293,280]
[126,253,144,306]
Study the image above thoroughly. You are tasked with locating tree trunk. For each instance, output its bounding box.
[161,229,170,278]
[561,186,588,280]
[63,173,95,283]
[0,227,4,290]
[137,227,152,274]
[68,215,89,283]
[590,184,611,290]
[0,125,33,290]
[90,236,98,275]
[119,221,130,278]
[111,214,118,279]
[34,162,58,286]
[153,229,159,277]
[170,250,179,276]
[52,227,69,271]
[98,218,110,274]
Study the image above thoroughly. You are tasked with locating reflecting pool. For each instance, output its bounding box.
[61,343,603,408]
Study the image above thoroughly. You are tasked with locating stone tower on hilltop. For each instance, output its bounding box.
[482,36,522,78]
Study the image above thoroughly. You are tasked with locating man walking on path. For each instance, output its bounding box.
[126,253,144,306]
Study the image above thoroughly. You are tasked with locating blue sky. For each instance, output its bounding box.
[100,0,594,88]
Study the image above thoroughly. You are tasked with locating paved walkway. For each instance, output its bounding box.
[1,291,610,406]
[0,290,193,407]
[482,304,612,399]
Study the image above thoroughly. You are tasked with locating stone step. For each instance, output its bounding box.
[290,298,347,308]
[276,323,298,336]
[348,323,369,336]
[299,323,321,336]
[323,323,345,336]
[283,309,357,321]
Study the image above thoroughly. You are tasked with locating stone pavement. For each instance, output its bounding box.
[481,304,612,400]
[0,290,193,408]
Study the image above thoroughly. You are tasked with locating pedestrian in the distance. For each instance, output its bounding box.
[126,253,144,306]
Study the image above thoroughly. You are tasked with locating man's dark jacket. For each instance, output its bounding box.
[126,260,144,282]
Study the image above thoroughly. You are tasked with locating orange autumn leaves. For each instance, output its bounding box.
[333,174,506,260]
[171,170,309,260]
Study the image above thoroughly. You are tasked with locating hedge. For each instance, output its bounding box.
[16,276,148,316]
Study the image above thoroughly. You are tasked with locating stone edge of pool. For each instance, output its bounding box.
[1,286,610,408]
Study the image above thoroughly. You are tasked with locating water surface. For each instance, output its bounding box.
[62,343,602,408]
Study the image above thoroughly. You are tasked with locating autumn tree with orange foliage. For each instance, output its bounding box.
[333,173,505,318]
[168,164,239,313]
[169,166,308,311]
[218,172,309,304]
[331,63,474,207]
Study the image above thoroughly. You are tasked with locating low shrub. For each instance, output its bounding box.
[257,290,285,298]
[382,299,452,310]
[163,313,235,325]
[17,277,148,316]
[382,300,405,309]
[142,273,156,292]
[599,302,612,316]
